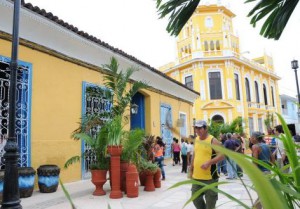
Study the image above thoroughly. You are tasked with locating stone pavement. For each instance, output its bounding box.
[21,162,258,209]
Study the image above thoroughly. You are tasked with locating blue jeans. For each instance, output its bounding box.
[217,159,227,174]
[226,158,237,178]
[155,156,165,178]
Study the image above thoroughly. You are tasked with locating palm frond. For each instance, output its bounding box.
[64,156,81,169]
[247,0,299,40]
[156,0,200,36]
[60,179,77,209]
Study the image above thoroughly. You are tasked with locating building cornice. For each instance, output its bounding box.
[163,56,281,80]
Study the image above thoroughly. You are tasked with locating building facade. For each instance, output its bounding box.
[0,0,198,182]
[280,94,300,135]
[159,3,281,136]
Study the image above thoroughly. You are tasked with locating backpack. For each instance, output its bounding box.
[181,143,187,155]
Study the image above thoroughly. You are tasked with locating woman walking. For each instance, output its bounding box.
[154,138,166,180]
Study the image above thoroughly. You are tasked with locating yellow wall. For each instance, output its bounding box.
[0,38,194,182]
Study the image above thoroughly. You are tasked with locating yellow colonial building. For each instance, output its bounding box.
[0,0,198,182]
[159,3,281,136]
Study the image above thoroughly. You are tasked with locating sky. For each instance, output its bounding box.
[25,0,300,97]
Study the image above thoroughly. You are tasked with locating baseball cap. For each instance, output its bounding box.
[251,131,263,139]
[194,120,207,128]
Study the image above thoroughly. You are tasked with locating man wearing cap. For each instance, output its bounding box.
[190,120,224,209]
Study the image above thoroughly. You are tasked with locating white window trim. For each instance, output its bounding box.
[262,80,269,106]
[234,71,243,101]
[254,77,261,103]
[244,73,253,102]
[270,84,277,107]
[205,16,214,28]
[182,73,193,85]
[207,69,224,100]
[234,70,244,119]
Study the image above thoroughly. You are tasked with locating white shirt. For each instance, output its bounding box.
[276,137,285,159]
[187,144,194,155]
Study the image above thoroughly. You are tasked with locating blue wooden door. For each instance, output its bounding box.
[130,92,145,130]
[160,104,172,158]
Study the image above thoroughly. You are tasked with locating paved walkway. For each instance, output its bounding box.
[21,162,258,209]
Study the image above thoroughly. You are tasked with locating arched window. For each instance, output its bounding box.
[245,78,251,102]
[211,115,224,123]
[271,86,275,107]
[205,16,213,28]
[204,41,208,51]
[216,40,220,50]
[255,81,260,103]
[234,74,240,100]
[263,84,268,105]
[210,41,215,50]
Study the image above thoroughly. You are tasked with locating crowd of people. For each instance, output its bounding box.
[151,120,299,209]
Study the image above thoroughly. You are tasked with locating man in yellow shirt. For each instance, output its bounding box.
[190,120,224,209]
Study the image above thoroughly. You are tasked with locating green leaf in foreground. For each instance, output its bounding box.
[60,179,77,209]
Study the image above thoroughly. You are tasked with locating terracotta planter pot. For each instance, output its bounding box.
[18,167,36,198]
[120,161,129,193]
[126,164,139,198]
[139,171,146,186]
[153,168,161,188]
[144,170,155,192]
[91,169,107,196]
[107,145,123,199]
[37,165,60,193]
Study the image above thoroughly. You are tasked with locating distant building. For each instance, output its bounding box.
[280,94,300,135]
[159,3,281,136]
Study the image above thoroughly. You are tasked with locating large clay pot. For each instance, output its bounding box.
[107,145,123,199]
[18,167,36,198]
[37,165,60,193]
[91,169,107,196]
[144,170,156,192]
[120,161,129,193]
[126,164,139,198]
[153,168,161,188]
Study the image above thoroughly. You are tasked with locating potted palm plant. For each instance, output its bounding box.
[64,126,109,196]
[120,128,145,193]
[67,57,148,198]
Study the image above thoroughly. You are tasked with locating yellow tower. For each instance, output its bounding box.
[159,3,281,136]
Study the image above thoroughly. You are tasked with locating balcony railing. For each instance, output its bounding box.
[248,102,264,109]
[247,102,276,111]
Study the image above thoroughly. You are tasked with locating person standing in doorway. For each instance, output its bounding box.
[190,120,224,209]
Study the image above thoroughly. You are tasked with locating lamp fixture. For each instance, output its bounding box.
[131,103,138,115]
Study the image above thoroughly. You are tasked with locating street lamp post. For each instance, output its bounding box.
[1,0,22,208]
[292,60,300,110]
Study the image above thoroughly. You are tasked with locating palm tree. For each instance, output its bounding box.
[74,57,149,134]
[156,0,298,40]
[102,57,149,118]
